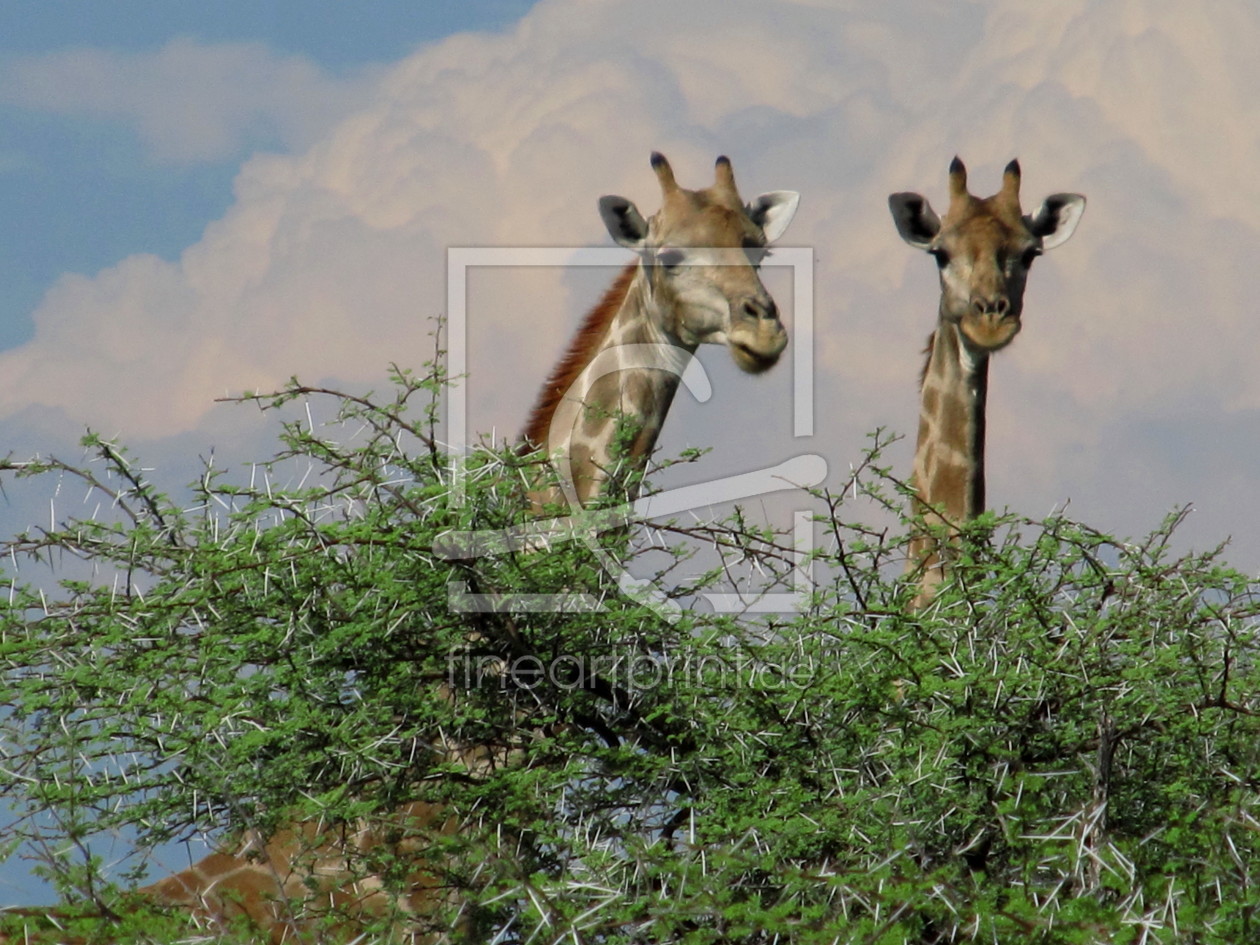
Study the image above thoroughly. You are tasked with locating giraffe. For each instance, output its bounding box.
[0,154,799,945]
[888,156,1084,606]
[522,150,799,508]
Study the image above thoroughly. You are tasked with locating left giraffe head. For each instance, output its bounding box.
[598,152,800,373]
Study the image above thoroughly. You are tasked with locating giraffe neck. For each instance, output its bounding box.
[137,800,453,939]
[909,318,990,600]
[523,262,693,506]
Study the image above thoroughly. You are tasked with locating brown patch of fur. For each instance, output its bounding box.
[521,263,638,452]
[929,462,970,523]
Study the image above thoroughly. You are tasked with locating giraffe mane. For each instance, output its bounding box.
[520,262,638,452]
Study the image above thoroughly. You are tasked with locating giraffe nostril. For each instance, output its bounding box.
[972,296,1010,318]
[744,298,779,321]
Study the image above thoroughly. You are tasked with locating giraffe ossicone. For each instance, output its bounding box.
[889,156,1085,606]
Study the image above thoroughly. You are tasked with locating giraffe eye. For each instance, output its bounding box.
[1020,247,1042,268]
[656,249,685,269]
[929,248,950,269]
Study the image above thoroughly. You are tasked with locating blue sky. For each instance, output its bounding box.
[0,1,537,348]
[3,0,1260,901]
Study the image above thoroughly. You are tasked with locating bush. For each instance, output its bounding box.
[1,357,1257,943]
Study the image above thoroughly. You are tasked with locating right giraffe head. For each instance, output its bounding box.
[888,157,1085,354]
[599,152,799,373]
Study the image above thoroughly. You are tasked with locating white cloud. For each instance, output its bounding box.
[4,0,1260,565]
[0,38,380,162]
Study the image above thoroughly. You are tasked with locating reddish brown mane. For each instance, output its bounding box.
[520,262,638,451]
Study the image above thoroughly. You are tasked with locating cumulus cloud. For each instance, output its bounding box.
[0,38,381,162]
[3,0,1260,565]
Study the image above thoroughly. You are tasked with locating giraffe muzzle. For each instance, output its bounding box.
[728,297,787,373]
[961,297,1021,350]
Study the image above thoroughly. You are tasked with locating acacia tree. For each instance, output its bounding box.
[1,353,1258,944]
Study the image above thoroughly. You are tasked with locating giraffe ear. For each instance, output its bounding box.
[746,191,800,244]
[1026,193,1086,250]
[888,192,941,249]
[599,195,650,250]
